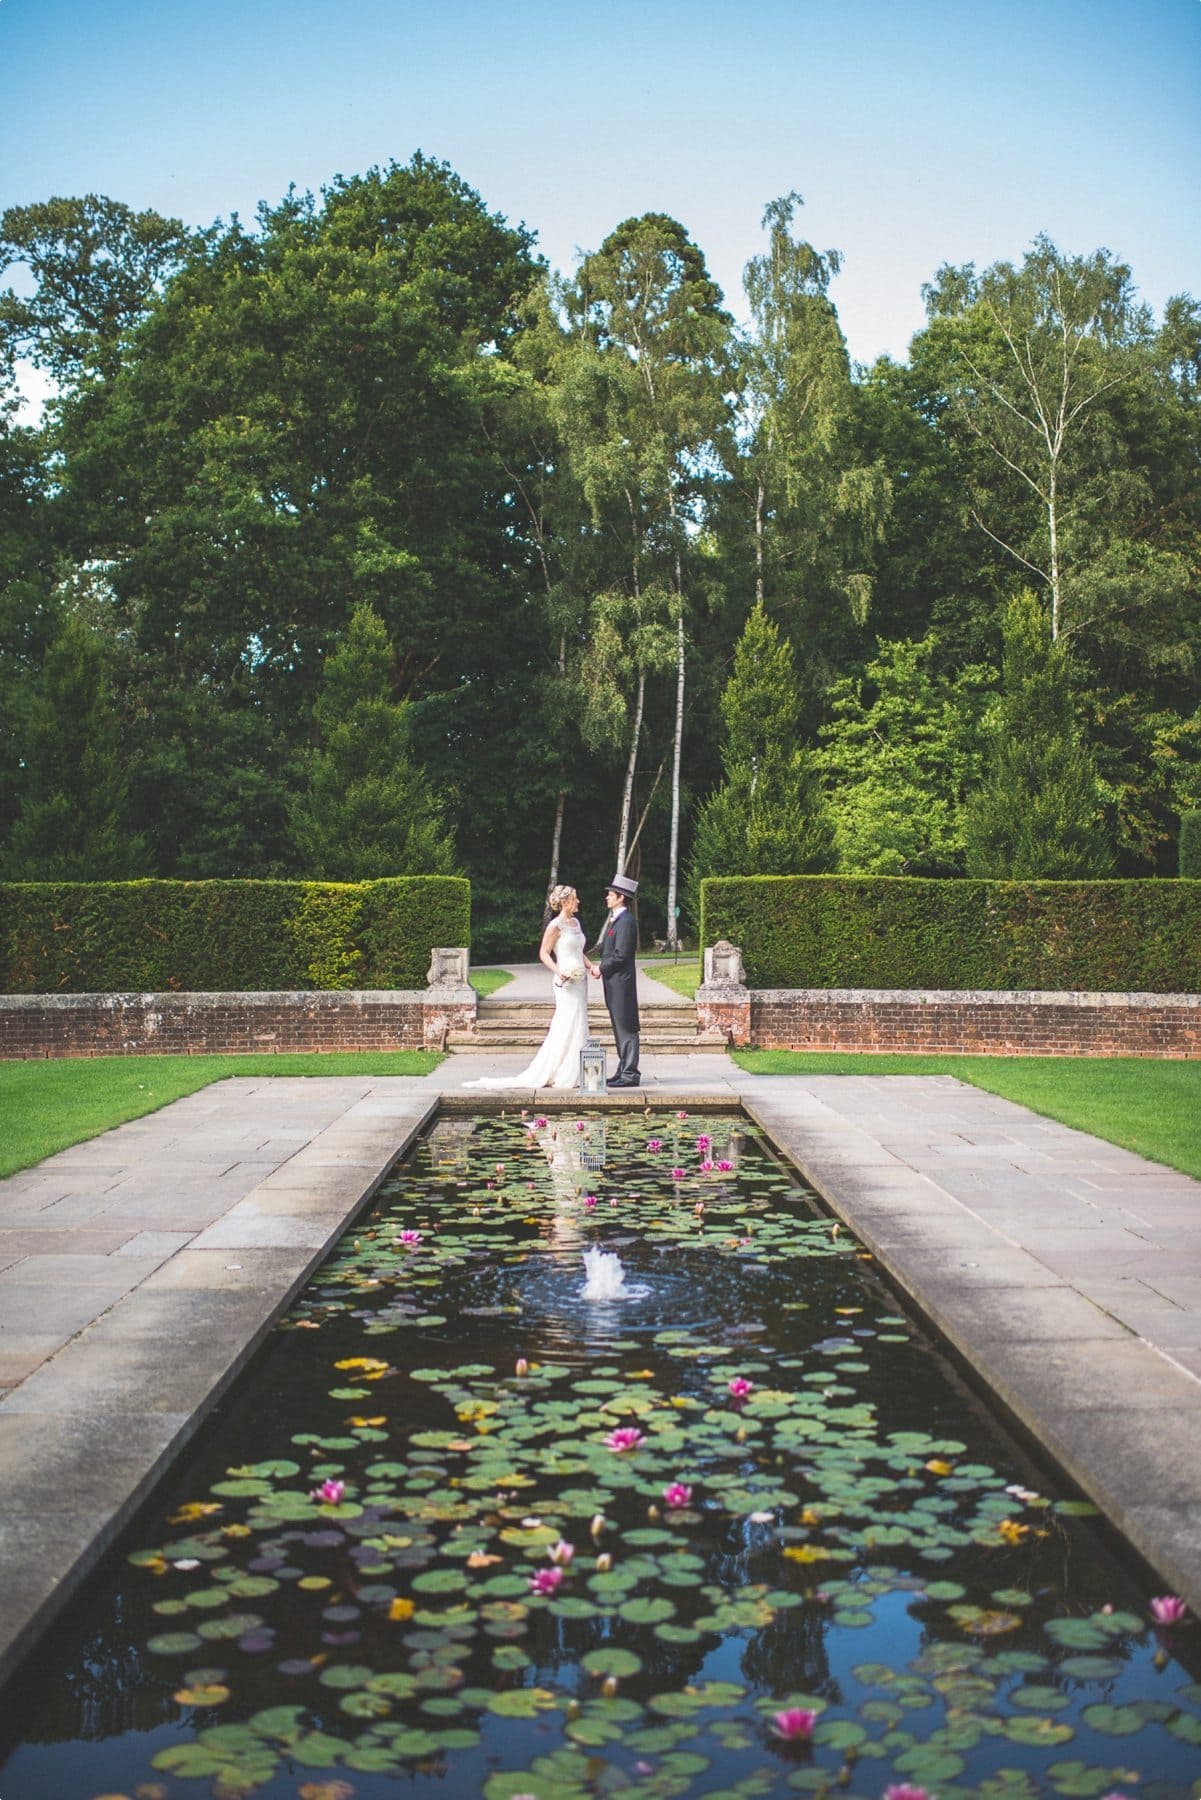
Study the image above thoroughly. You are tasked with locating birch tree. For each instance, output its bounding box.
[565,215,731,942]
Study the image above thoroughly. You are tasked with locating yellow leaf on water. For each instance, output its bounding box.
[998,1519,1030,1544]
[467,1551,503,1568]
[334,1356,390,1372]
[222,1524,252,1538]
[926,1459,954,1476]
[389,1597,415,1621]
[168,1502,222,1524]
[346,1416,386,1427]
[783,1545,833,1563]
[173,1683,231,1706]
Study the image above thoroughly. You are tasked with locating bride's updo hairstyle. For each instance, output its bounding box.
[547,884,576,916]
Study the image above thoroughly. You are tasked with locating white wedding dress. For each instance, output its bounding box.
[464,916,590,1090]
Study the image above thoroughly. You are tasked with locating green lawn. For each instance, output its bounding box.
[638,956,701,998]
[732,1051,1201,1181]
[0,1051,441,1179]
[470,968,515,997]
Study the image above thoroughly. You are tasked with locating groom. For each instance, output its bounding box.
[588,874,640,1087]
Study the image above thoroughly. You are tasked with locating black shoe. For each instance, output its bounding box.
[605,1074,625,1088]
[608,1074,640,1088]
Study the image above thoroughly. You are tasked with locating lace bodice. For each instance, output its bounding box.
[554,916,586,977]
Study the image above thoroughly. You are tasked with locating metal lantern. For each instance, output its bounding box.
[579,1037,607,1095]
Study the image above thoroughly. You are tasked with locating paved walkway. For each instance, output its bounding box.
[476,959,694,1005]
[1,1054,1198,1690]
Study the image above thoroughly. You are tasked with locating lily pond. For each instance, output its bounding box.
[1,1109,1199,1800]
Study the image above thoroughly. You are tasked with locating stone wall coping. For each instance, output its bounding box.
[751,987,1201,1008]
[0,989,430,1009]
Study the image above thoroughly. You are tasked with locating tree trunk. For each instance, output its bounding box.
[616,667,645,876]
[548,789,566,888]
[665,601,685,950]
[1048,461,1061,642]
[754,477,766,608]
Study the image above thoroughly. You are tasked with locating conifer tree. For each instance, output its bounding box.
[963,590,1112,878]
[290,605,458,879]
[688,602,834,920]
[1,609,148,879]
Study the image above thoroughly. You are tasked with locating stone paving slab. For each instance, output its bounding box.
[0,1076,437,1687]
[0,1051,1199,1697]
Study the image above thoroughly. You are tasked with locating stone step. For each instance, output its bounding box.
[447,1037,722,1054]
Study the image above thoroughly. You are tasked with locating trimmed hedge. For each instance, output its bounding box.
[1181,811,1201,880]
[700,876,1201,994]
[0,878,470,994]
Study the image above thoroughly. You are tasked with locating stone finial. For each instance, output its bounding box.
[703,940,746,986]
[427,947,469,989]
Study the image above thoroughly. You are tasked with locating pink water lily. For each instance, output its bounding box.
[1150,1594,1188,1625]
[647,1138,662,1151]
[676,1110,688,1119]
[772,1707,817,1740]
[533,1116,548,1128]
[699,1158,715,1173]
[548,1540,575,1565]
[670,1167,686,1181]
[575,1120,586,1132]
[515,1357,529,1376]
[716,1159,734,1172]
[883,1788,931,1800]
[695,1134,712,1151]
[662,1481,693,1509]
[529,1566,564,1596]
[728,1376,754,1401]
[397,1230,422,1247]
[311,1478,345,1504]
[584,1194,597,1209]
[605,1426,645,1452]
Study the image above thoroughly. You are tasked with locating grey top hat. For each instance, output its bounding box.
[605,874,638,898]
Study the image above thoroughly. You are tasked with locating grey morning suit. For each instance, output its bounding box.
[599,906,640,1081]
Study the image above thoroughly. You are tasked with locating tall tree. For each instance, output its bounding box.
[0,195,194,389]
[923,236,1149,643]
[290,604,458,879]
[565,214,732,942]
[688,602,834,917]
[817,635,992,874]
[1,609,147,879]
[963,589,1112,877]
[738,194,890,635]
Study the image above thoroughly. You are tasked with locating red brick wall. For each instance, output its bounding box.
[0,991,475,1059]
[750,989,1201,1057]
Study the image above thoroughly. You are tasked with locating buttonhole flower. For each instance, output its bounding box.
[728,1376,754,1401]
[396,1230,422,1247]
[772,1707,817,1740]
[605,1426,645,1452]
[529,1565,564,1596]
[662,1482,692,1509]
[311,1478,345,1504]
[548,1540,575,1566]
[1150,1594,1188,1625]
[647,1138,662,1151]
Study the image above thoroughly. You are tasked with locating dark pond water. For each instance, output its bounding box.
[1,1109,1198,1800]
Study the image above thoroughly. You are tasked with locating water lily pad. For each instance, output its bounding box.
[1004,1716,1076,1745]
[582,1647,643,1677]
[1080,1703,1148,1737]
[146,1631,204,1655]
[487,1687,560,1717]
[619,1596,676,1625]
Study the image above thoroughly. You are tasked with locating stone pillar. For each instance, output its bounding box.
[422,949,476,1049]
[697,940,751,1046]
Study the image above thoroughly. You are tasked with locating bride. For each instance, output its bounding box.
[464,884,591,1090]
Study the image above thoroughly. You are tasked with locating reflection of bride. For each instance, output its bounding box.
[464,885,590,1090]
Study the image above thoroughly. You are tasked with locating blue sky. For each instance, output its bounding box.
[3,0,1199,370]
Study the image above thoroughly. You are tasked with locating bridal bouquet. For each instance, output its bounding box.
[558,968,586,983]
